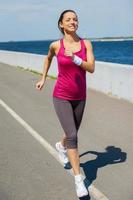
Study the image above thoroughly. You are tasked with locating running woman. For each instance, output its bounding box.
[36,9,95,198]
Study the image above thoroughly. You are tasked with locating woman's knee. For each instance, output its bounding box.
[66,135,78,149]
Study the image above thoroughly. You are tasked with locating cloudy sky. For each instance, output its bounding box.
[0,0,132,42]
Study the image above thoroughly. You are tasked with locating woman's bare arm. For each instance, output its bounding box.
[41,42,56,81]
[80,40,95,73]
[36,42,56,90]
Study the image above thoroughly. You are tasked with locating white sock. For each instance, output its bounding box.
[75,174,82,182]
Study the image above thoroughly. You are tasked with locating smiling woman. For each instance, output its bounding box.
[58,10,78,34]
[36,9,95,198]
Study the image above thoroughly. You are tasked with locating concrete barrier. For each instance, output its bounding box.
[0,50,58,76]
[0,50,133,103]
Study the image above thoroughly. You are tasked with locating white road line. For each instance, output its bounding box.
[0,98,109,200]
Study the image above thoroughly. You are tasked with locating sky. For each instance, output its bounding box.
[0,0,133,42]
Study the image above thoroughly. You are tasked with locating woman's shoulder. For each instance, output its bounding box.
[50,40,60,55]
[82,39,93,50]
[49,39,61,52]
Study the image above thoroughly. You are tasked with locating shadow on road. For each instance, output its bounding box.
[79,194,91,200]
[65,145,127,199]
[79,145,127,185]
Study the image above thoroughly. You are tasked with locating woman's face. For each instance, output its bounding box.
[60,12,79,34]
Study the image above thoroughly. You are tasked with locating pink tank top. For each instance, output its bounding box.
[53,38,87,100]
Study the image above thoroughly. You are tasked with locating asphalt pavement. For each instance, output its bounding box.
[0,62,133,200]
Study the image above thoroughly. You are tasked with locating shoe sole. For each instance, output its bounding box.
[77,188,89,197]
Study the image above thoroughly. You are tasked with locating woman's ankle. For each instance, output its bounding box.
[60,141,66,149]
[74,173,82,182]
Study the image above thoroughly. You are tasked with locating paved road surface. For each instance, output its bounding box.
[0,62,133,200]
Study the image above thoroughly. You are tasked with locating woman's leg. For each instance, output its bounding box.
[61,99,86,148]
[61,133,67,148]
[67,99,86,174]
[53,97,86,175]
[73,99,86,131]
[53,97,88,197]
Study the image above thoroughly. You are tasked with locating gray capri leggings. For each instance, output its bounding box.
[53,97,86,149]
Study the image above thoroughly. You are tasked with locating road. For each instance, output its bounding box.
[0,62,133,200]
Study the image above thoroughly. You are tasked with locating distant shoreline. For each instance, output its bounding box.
[89,36,133,42]
[0,36,133,43]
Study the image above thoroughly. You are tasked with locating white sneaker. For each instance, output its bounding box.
[75,174,88,197]
[55,142,69,165]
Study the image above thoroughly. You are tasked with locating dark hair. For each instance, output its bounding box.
[58,9,77,35]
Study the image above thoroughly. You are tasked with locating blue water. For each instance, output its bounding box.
[0,39,133,65]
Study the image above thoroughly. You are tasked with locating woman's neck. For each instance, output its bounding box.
[63,33,80,43]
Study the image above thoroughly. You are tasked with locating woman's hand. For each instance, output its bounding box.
[36,79,45,91]
[64,49,74,59]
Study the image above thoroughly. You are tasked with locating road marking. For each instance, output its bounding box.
[0,98,109,200]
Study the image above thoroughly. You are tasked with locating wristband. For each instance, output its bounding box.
[72,55,82,66]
